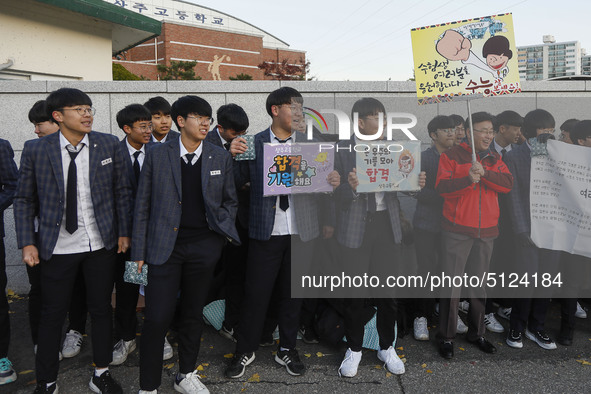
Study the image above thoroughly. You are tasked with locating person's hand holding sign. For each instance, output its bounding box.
[348,168,359,192]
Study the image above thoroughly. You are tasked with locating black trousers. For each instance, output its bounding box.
[222,222,249,330]
[235,235,312,354]
[0,239,9,358]
[140,233,224,391]
[509,245,560,333]
[114,251,139,341]
[66,270,88,334]
[36,248,116,383]
[340,212,401,351]
[410,228,441,320]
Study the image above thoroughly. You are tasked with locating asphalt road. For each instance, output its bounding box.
[2,295,591,394]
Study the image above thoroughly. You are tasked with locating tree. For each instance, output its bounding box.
[229,73,253,80]
[157,60,202,80]
[112,63,143,80]
[257,57,310,80]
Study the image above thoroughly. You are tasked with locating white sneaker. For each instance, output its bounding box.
[62,330,83,358]
[174,371,209,394]
[575,302,587,319]
[413,317,429,341]
[458,300,470,314]
[456,315,468,334]
[139,390,157,394]
[110,339,136,365]
[377,346,405,375]
[338,348,362,377]
[34,345,63,361]
[497,307,512,320]
[163,336,173,360]
[484,313,505,333]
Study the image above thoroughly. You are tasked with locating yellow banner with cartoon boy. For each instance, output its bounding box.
[411,13,520,105]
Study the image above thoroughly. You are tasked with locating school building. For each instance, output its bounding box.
[107,0,307,80]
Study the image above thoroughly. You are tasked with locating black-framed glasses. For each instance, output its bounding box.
[59,107,96,116]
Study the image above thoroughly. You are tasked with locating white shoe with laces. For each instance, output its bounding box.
[484,313,505,333]
[174,371,209,394]
[377,346,405,375]
[413,317,429,341]
[458,300,470,314]
[163,336,173,360]
[338,348,362,377]
[575,302,587,319]
[62,330,83,358]
[110,338,136,365]
[456,315,468,334]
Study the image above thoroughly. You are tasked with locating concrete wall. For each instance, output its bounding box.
[2,79,591,292]
[0,0,114,81]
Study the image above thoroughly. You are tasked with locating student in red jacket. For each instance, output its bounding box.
[435,111,513,359]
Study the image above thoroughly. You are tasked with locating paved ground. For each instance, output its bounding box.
[2,295,591,394]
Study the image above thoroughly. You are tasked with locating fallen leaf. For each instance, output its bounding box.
[421,363,427,368]
[396,346,403,351]
[6,289,15,296]
[458,347,465,351]
[386,372,392,378]
[164,363,174,369]
[374,365,382,369]
[19,370,33,375]
[199,374,206,378]
[576,359,591,366]
[271,351,277,356]
[202,363,209,366]
[304,353,311,358]
[399,354,405,358]
[316,352,324,357]
[224,353,234,358]
[196,365,204,371]
[426,370,433,373]
[400,358,407,363]
[247,373,260,382]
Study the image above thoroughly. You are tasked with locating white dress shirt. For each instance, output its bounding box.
[269,127,298,236]
[54,132,105,254]
[180,139,203,163]
[493,139,512,157]
[126,138,146,168]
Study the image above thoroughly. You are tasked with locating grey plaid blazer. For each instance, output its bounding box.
[236,128,320,242]
[131,137,239,265]
[333,137,402,248]
[14,131,133,260]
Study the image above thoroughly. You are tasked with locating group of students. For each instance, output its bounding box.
[0,86,589,394]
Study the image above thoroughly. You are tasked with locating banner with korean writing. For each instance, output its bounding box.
[356,141,421,193]
[263,143,334,196]
[530,140,591,258]
[411,13,520,105]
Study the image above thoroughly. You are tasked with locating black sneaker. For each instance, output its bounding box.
[525,329,557,350]
[89,370,123,394]
[33,382,58,393]
[506,329,523,349]
[225,352,255,379]
[275,348,306,376]
[298,325,319,344]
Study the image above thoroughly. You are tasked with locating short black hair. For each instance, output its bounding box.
[427,115,454,138]
[144,96,171,115]
[496,110,523,131]
[560,118,579,133]
[46,88,92,124]
[28,100,52,123]
[572,120,591,145]
[482,35,513,59]
[351,97,386,120]
[449,114,465,128]
[265,87,303,117]
[465,112,495,131]
[116,104,152,130]
[522,109,555,139]
[171,95,212,130]
[217,103,249,132]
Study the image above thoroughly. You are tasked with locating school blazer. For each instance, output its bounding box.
[131,137,240,265]
[14,131,133,260]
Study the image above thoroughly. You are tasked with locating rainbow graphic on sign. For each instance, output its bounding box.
[304,107,328,132]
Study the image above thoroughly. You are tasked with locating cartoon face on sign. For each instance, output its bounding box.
[398,149,415,178]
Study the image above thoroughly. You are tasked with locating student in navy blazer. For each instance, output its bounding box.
[132,95,239,393]
[14,88,132,394]
[0,138,18,386]
[503,109,560,350]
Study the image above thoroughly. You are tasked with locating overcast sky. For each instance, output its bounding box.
[193,0,591,81]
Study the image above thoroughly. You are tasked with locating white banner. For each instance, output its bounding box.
[530,140,591,258]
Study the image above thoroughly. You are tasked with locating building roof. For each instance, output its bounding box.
[35,0,162,55]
